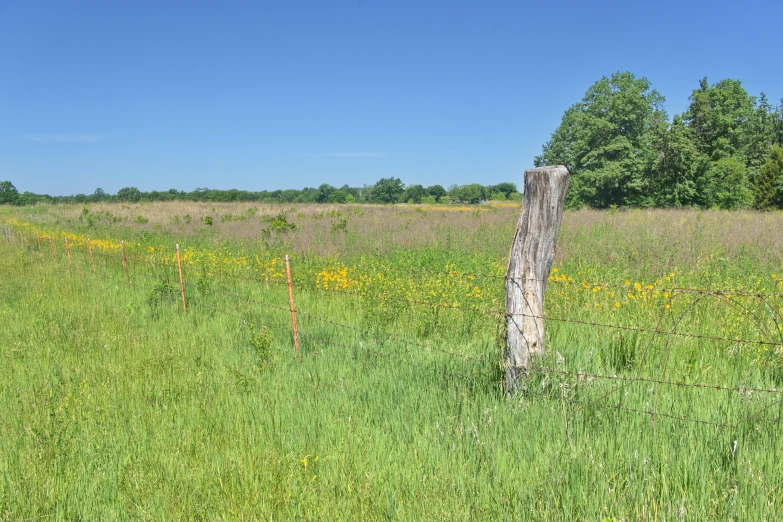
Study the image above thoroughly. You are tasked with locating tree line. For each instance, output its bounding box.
[5,71,782,210]
[0,179,520,206]
[535,72,783,209]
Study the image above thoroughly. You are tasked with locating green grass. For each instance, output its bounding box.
[2,206,783,520]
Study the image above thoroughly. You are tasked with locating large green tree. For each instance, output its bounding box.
[745,93,779,169]
[426,185,446,202]
[753,144,783,209]
[0,181,19,205]
[649,115,699,206]
[116,186,142,203]
[451,184,485,204]
[371,177,405,203]
[685,78,756,162]
[402,184,426,204]
[535,71,667,208]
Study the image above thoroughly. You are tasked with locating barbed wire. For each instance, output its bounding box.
[507,312,782,347]
[604,403,738,429]
[525,367,782,395]
[207,287,490,364]
[11,234,782,349]
[11,229,782,299]
[306,283,499,314]
[6,231,783,427]
[198,268,291,288]
[296,331,489,384]
[737,397,783,427]
[288,257,783,299]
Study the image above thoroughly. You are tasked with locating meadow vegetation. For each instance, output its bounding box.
[1,202,782,520]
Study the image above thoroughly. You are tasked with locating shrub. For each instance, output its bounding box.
[331,218,348,232]
[266,213,296,232]
[249,326,273,364]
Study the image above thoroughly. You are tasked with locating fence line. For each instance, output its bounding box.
[205,286,491,364]
[7,229,783,349]
[4,225,783,432]
[197,298,483,383]
[506,311,782,347]
[526,367,781,395]
[261,257,783,299]
[8,227,780,298]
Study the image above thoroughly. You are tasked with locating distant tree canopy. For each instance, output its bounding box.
[0,178,520,206]
[0,181,19,205]
[7,72,781,210]
[536,71,783,209]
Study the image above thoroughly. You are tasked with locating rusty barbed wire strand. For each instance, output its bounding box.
[299,258,783,298]
[7,234,782,427]
[296,331,488,384]
[506,311,782,347]
[9,229,780,298]
[569,391,780,428]
[12,236,781,349]
[306,282,781,348]
[200,268,291,288]
[198,302,293,332]
[737,397,783,427]
[207,287,490,363]
[204,286,494,376]
[605,403,737,429]
[537,279,783,299]
[7,232,782,400]
[525,367,782,395]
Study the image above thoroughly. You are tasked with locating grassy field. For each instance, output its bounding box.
[1,203,782,520]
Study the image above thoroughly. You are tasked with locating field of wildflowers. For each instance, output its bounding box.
[1,203,782,520]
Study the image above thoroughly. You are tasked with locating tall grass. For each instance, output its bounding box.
[1,205,782,520]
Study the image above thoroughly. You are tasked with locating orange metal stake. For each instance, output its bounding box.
[88,239,96,275]
[65,238,72,267]
[285,254,300,356]
[49,237,55,261]
[121,240,129,283]
[176,244,187,313]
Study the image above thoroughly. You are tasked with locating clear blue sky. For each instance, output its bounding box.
[2,1,781,196]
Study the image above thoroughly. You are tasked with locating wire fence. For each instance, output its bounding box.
[3,225,783,433]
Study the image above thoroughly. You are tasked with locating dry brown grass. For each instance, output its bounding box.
[14,202,783,270]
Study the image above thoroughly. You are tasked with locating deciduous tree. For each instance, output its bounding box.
[535,71,666,208]
[0,181,19,205]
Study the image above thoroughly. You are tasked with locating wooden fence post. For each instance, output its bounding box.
[121,241,129,283]
[176,244,187,313]
[505,165,570,394]
[49,237,56,261]
[65,238,72,268]
[88,239,97,275]
[285,255,300,356]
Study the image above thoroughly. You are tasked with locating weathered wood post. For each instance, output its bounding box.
[505,165,570,393]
